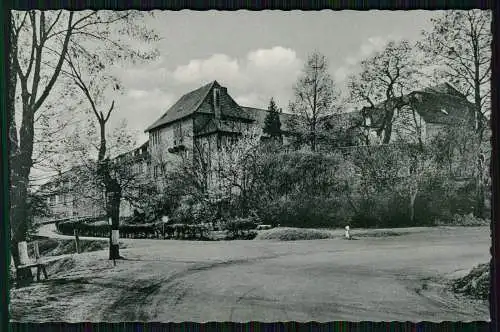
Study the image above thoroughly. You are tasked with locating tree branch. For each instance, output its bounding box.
[33,11,74,112]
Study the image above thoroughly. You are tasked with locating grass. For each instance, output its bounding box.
[255,227,333,241]
[29,237,116,257]
[254,226,412,241]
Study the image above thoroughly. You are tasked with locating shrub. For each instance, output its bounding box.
[452,263,489,300]
[223,217,259,239]
[435,213,489,227]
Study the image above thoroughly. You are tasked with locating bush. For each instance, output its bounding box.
[56,220,161,239]
[435,213,489,227]
[223,217,259,239]
[452,263,489,300]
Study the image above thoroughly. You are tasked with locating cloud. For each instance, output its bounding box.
[172,54,241,84]
[128,89,149,99]
[107,46,303,140]
[247,46,299,68]
[359,36,388,57]
[171,46,303,109]
[333,35,395,84]
[113,57,169,92]
[334,67,351,83]
[114,88,176,142]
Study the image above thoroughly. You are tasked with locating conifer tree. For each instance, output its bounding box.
[263,97,283,143]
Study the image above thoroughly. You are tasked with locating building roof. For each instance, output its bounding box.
[114,140,150,160]
[410,90,472,125]
[421,82,466,98]
[240,106,294,132]
[361,82,473,126]
[145,81,216,132]
[145,80,259,132]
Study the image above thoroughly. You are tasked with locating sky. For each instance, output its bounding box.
[108,10,441,144]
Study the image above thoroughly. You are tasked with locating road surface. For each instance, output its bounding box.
[10,226,490,322]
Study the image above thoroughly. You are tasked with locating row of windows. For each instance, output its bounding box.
[151,125,186,147]
[47,194,77,207]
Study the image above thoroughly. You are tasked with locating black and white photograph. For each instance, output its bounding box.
[7,9,492,322]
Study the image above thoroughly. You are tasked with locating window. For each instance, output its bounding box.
[173,122,183,146]
[365,117,371,127]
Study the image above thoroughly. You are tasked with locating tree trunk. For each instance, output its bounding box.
[10,100,35,282]
[475,156,486,219]
[382,108,395,144]
[108,179,122,260]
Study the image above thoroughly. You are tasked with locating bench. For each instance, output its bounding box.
[17,261,48,281]
[16,241,49,283]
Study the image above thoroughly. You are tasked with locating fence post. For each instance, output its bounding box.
[18,241,30,266]
[74,229,81,254]
[34,241,40,262]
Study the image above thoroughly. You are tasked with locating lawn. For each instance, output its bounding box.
[10,226,490,322]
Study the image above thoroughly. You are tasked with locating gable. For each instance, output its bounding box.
[145,81,216,132]
[145,81,255,132]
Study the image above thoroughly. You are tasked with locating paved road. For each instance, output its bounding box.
[11,226,490,322]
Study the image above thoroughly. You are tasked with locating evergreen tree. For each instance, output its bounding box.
[263,98,283,142]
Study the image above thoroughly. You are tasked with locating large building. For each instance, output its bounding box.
[36,142,150,222]
[38,80,479,221]
[144,80,292,184]
[356,82,476,145]
[37,165,107,221]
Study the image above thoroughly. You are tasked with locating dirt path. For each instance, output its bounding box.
[11,226,490,322]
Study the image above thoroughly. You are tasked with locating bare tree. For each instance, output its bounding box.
[420,10,491,218]
[62,36,156,258]
[347,40,421,144]
[420,9,491,137]
[288,52,339,151]
[213,129,263,214]
[9,10,159,271]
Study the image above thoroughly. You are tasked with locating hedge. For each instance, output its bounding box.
[55,221,211,240]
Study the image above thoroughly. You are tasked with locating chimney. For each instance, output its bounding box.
[213,87,221,119]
